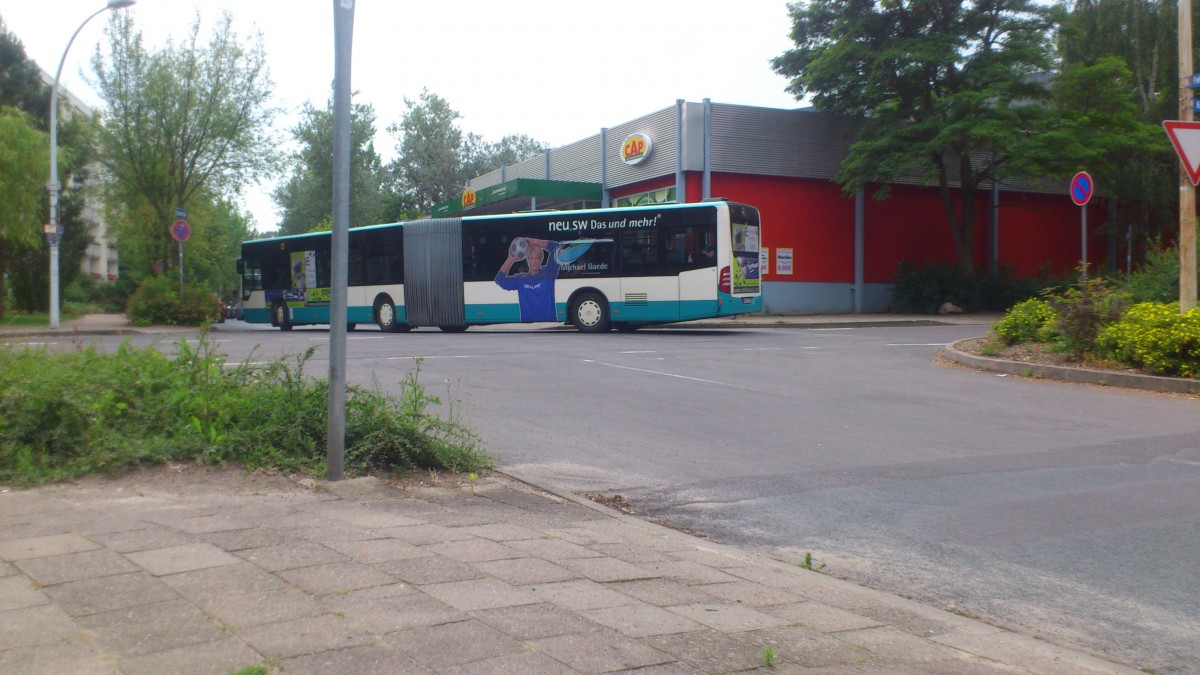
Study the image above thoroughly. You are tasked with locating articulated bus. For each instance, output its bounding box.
[237,200,762,333]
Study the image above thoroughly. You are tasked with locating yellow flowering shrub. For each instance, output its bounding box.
[993,298,1059,345]
[1096,302,1200,377]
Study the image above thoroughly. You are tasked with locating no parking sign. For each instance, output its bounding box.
[171,219,191,242]
[1070,171,1093,206]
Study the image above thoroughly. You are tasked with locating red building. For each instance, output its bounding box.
[434,101,1098,313]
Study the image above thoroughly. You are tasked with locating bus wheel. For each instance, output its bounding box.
[273,301,293,331]
[346,323,356,332]
[572,292,611,333]
[375,297,401,332]
[439,325,468,333]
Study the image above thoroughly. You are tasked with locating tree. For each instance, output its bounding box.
[274,95,385,235]
[387,90,468,214]
[91,11,279,280]
[0,107,47,318]
[463,133,546,178]
[0,19,49,127]
[0,21,94,317]
[773,0,1055,275]
[1053,0,1181,246]
[387,90,544,215]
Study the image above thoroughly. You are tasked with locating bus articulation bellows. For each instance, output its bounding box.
[237,201,762,332]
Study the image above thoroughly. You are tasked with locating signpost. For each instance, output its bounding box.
[1070,171,1093,277]
[171,218,190,294]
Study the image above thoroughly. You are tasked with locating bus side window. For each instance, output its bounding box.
[348,249,365,286]
[241,257,261,300]
[316,249,331,288]
[620,230,660,274]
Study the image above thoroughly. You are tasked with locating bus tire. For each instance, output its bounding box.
[347,323,356,332]
[273,301,293,331]
[439,325,468,332]
[572,292,611,333]
[375,296,410,333]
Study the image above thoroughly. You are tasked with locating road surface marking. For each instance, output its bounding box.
[582,359,758,391]
[386,355,473,360]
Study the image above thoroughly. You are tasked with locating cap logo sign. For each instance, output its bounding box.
[462,188,477,209]
[621,133,652,165]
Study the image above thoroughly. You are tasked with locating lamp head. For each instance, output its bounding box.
[107,0,136,9]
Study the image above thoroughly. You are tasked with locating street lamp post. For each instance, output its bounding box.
[48,0,135,328]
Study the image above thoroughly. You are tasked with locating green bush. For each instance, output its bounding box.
[992,298,1059,344]
[1117,237,1200,305]
[126,276,220,326]
[892,261,1062,314]
[1044,274,1128,357]
[64,276,130,313]
[891,262,980,314]
[1096,302,1200,377]
[978,265,1056,311]
[0,335,492,485]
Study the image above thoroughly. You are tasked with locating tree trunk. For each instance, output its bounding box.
[936,153,976,277]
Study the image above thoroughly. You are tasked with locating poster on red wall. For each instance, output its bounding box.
[777,248,794,275]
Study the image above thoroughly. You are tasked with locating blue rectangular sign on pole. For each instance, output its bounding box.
[1191,73,1200,88]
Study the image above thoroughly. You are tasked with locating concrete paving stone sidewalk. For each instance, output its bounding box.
[0,465,1136,674]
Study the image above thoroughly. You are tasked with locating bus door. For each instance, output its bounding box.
[618,229,679,321]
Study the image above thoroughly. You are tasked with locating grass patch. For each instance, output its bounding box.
[0,331,492,486]
[0,309,82,328]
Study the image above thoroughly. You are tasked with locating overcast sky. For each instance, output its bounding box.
[3,0,802,230]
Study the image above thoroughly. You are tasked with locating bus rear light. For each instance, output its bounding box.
[719,266,731,294]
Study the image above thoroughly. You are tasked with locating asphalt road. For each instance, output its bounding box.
[40,320,1200,673]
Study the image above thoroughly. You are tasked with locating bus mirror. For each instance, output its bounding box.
[236,259,244,274]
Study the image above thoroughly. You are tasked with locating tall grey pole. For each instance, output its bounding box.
[854,189,864,313]
[48,1,136,328]
[327,0,354,481]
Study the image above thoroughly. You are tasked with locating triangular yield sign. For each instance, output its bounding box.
[1163,120,1200,185]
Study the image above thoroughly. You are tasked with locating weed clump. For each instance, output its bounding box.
[0,332,491,485]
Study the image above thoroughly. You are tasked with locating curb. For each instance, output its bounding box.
[942,338,1200,395]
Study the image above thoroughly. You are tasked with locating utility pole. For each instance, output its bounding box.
[1181,0,1197,310]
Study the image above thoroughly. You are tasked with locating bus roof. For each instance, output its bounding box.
[240,200,740,247]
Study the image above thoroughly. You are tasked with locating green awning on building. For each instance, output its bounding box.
[430,178,602,218]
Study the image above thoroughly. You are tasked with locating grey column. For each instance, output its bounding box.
[675,99,685,203]
[855,189,864,314]
[600,127,609,208]
[702,98,711,200]
[990,177,999,275]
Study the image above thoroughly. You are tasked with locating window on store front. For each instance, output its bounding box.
[615,187,676,208]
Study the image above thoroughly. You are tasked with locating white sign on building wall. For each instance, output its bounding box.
[776,248,793,275]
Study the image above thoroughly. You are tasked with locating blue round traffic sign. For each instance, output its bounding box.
[171,219,191,242]
[1070,171,1093,206]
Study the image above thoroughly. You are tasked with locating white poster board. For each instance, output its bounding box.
[776,248,793,275]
